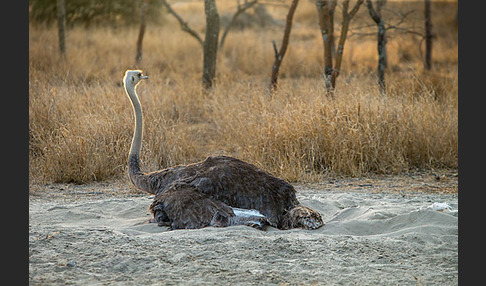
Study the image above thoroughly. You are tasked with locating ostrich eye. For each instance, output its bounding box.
[137,73,141,77]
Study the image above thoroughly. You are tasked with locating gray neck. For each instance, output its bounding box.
[125,81,143,160]
[125,80,153,193]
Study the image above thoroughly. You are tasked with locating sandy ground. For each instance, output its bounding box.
[29,170,458,285]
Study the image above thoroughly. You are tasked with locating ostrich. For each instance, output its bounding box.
[123,70,324,230]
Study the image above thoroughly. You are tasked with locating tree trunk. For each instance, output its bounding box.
[424,0,432,70]
[202,0,220,90]
[330,0,363,89]
[135,0,149,64]
[366,0,387,95]
[316,0,337,93]
[377,20,387,93]
[270,0,299,92]
[56,0,66,57]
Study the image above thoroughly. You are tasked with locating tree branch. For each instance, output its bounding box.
[269,0,299,92]
[272,40,279,59]
[348,0,363,19]
[366,0,387,94]
[352,2,421,41]
[328,0,363,91]
[161,0,203,46]
[386,25,423,37]
[219,0,259,50]
[366,0,381,24]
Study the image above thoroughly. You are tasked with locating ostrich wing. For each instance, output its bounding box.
[149,182,235,230]
[184,156,299,228]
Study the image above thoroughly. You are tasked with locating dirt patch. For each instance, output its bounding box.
[29,170,458,285]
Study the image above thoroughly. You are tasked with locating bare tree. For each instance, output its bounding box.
[56,0,66,57]
[202,0,220,89]
[316,0,337,92]
[424,0,432,70]
[330,0,363,90]
[161,0,218,89]
[315,0,363,94]
[161,0,261,90]
[366,0,387,94]
[135,0,149,64]
[269,0,299,92]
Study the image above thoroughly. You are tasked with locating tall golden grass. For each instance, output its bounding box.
[29,1,458,184]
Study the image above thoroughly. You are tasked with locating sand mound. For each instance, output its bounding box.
[29,183,457,285]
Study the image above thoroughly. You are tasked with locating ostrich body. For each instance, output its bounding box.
[123,70,324,230]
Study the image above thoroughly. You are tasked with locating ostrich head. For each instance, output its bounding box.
[284,205,324,230]
[123,70,148,88]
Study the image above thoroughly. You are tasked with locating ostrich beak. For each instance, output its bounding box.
[141,75,149,79]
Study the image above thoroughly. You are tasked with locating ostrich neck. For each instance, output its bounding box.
[125,81,152,193]
[126,83,143,160]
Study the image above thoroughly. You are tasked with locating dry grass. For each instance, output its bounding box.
[29,0,458,184]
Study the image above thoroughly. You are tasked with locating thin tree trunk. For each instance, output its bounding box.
[424,0,432,70]
[330,0,363,89]
[135,0,149,64]
[377,20,387,93]
[202,0,220,90]
[56,0,66,57]
[366,0,387,95]
[316,0,337,92]
[270,0,299,92]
